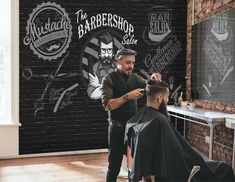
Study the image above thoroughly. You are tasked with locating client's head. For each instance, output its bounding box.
[146,79,169,116]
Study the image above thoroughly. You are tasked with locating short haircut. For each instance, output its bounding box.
[115,48,137,60]
[146,79,169,100]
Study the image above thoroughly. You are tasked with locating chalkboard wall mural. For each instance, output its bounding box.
[142,6,184,97]
[192,8,235,103]
[20,0,187,154]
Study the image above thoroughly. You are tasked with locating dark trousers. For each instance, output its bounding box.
[106,121,126,182]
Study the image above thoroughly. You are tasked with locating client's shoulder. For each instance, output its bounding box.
[127,107,146,124]
[152,111,171,125]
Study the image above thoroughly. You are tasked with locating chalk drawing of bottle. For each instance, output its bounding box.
[178,92,183,106]
[168,76,174,90]
[208,74,212,88]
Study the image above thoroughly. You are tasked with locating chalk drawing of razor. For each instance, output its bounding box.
[53,83,79,113]
[221,66,234,86]
[202,84,211,97]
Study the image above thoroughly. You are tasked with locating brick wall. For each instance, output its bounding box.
[186,0,235,163]
[185,122,233,165]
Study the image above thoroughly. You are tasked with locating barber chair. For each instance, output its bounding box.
[127,136,200,182]
[127,143,156,182]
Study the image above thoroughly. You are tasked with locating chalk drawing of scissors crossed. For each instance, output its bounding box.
[33,52,70,116]
[22,52,80,116]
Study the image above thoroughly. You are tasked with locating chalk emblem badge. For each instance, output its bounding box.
[23,2,72,61]
[143,6,172,45]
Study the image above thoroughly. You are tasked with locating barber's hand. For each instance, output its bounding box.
[150,73,162,81]
[88,73,101,88]
[127,88,145,100]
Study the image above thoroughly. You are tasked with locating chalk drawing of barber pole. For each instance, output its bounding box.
[23,2,72,61]
[80,30,123,100]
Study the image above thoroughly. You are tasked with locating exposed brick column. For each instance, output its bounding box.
[186,0,235,163]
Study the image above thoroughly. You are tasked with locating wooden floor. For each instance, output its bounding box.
[0,152,127,182]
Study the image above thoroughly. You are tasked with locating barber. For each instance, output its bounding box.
[101,48,161,182]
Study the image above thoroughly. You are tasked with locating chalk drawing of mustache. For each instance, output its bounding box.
[53,83,79,113]
[47,43,60,52]
[33,52,71,116]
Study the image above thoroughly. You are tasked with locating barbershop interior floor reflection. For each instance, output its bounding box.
[0,152,127,182]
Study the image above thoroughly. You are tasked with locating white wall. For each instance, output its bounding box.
[0,0,20,158]
[0,124,20,157]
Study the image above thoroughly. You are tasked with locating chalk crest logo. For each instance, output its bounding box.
[143,6,172,45]
[23,2,72,61]
[211,14,229,41]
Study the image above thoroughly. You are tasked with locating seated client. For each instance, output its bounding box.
[125,79,235,182]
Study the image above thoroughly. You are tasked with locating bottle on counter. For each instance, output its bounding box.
[178,92,183,106]
[173,91,178,106]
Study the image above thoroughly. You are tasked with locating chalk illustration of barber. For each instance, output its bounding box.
[77,10,138,99]
[86,32,119,99]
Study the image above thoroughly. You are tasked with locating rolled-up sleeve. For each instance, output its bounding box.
[100,74,113,108]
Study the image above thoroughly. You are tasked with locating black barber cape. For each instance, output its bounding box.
[124,106,235,182]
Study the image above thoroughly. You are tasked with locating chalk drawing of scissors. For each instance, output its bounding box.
[34,52,69,116]
[22,68,79,81]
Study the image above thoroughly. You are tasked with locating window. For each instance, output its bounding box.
[0,0,12,122]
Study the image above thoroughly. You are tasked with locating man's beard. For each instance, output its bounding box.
[126,69,133,75]
[159,102,169,119]
[101,56,113,64]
